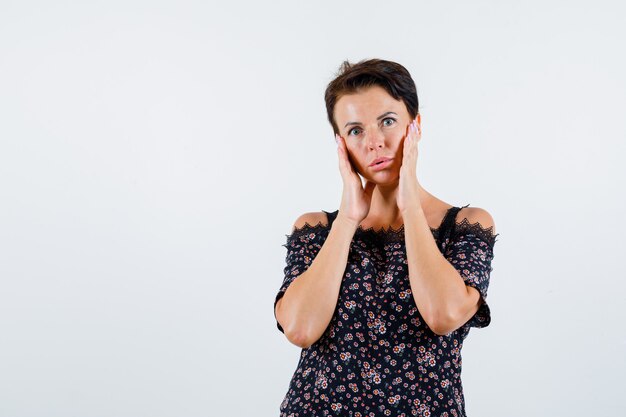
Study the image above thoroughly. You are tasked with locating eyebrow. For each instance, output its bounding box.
[343,112,398,129]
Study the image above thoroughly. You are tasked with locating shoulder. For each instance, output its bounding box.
[290,211,330,233]
[456,206,496,235]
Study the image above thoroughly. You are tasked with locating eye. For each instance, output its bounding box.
[383,117,396,126]
[347,118,396,136]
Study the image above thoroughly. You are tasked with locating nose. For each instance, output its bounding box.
[365,125,386,149]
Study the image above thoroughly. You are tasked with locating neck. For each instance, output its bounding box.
[364,178,434,227]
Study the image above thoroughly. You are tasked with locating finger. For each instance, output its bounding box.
[338,136,349,166]
[336,134,347,160]
[411,121,419,145]
[414,121,421,144]
[413,118,422,141]
[405,122,416,156]
[364,180,376,195]
[405,122,413,149]
[336,134,358,179]
[341,137,360,175]
[410,122,419,158]
[336,134,348,174]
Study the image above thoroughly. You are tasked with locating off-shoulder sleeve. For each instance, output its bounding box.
[444,221,499,329]
[274,225,329,334]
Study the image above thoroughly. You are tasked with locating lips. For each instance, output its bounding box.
[369,157,393,167]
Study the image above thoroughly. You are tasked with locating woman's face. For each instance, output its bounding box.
[334,85,419,185]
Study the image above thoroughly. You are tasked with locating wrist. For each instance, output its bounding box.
[334,213,360,231]
[401,204,424,217]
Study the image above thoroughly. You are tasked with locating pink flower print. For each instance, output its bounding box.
[387,394,401,405]
[331,402,343,413]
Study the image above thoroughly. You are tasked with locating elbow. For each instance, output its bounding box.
[290,334,313,349]
[277,303,310,348]
[278,313,312,348]
[285,327,313,349]
[284,321,316,349]
[428,318,446,336]
[276,297,317,348]
[428,310,455,336]
[431,322,453,336]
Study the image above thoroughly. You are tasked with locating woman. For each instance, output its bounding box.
[273,58,499,416]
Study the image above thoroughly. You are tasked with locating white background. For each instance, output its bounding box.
[1,1,624,416]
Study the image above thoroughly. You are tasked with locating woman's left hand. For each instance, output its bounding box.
[397,116,422,214]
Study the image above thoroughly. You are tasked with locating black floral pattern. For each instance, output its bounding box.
[274,205,499,416]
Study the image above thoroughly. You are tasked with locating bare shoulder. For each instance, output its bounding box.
[290,211,329,233]
[456,206,496,234]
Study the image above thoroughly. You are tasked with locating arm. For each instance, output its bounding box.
[275,213,358,348]
[403,206,495,335]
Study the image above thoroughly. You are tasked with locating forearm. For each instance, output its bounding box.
[278,214,357,347]
[403,207,468,333]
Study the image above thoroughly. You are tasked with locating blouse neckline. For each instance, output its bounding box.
[286,205,498,246]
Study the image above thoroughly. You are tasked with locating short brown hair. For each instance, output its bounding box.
[324,58,419,135]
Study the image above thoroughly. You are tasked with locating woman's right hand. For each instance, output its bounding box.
[335,134,376,227]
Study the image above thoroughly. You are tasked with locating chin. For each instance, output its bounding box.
[365,173,400,186]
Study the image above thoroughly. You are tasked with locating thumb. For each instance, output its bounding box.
[363,180,377,198]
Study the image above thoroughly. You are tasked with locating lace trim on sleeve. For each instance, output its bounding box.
[281,220,331,248]
[450,217,499,247]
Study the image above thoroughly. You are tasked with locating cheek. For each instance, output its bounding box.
[348,150,368,175]
[396,136,406,153]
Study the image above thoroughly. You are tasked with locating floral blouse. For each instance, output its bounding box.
[273,204,499,417]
